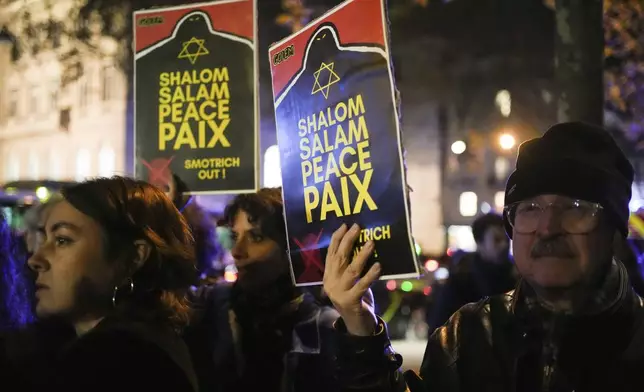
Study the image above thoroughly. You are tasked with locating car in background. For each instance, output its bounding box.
[0,192,26,230]
[0,180,75,231]
[373,253,453,340]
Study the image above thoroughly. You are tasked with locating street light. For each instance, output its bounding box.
[495,90,511,117]
[36,186,50,201]
[499,133,516,150]
[451,140,466,154]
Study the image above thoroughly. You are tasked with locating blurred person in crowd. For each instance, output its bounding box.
[614,233,644,296]
[0,210,34,332]
[0,210,31,387]
[22,194,64,256]
[27,177,198,392]
[215,223,235,268]
[22,205,41,255]
[184,188,340,392]
[2,195,77,392]
[170,174,223,282]
[428,213,517,331]
[324,122,644,391]
[625,211,644,278]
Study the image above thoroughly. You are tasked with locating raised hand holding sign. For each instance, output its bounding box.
[323,223,381,336]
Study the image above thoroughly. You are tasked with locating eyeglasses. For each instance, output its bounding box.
[505,199,603,234]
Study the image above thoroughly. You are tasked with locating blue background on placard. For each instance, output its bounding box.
[274,23,417,284]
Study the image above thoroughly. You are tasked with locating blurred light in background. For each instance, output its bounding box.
[494,156,511,180]
[499,133,516,150]
[424,259,439,272]
[263,145,282,187]
[386,280,397,291]
[5,153,15,181]
[494,192,505,213]
[435,267,449,280]
[495,90,511,117]
[459,191,478,217]
[224,271,237,283]
[447,226,476,252]
[630,183,644,212]
[76,149,91,181]
[423,286,432,296]
[400,281,413,292]
[414,241,422,256]
[480,202,491,213]
[216,226,234,251]
[451,140,466,155]
[98,146,116,177]
[224,264,238,283]
[49,150,62,179]
[629,213,644,239]
[36,186,50,201]
[28,151,39,180]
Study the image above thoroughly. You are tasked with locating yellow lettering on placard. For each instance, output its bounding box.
[296,94,378,223]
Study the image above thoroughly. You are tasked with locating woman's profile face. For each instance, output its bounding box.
[230,210,287,289]
[27,201,118,320]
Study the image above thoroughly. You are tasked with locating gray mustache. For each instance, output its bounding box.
[530,240,575,258]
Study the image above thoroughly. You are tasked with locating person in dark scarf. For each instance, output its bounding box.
[184,188,340,392]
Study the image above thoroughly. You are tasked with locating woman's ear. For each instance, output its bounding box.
[132,240,152,271]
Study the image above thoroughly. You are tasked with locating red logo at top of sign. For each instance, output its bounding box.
[273,44,295,66]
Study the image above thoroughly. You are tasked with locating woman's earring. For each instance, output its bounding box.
[112,277,135,307]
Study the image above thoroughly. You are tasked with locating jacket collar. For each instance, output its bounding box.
[509,258,629,318]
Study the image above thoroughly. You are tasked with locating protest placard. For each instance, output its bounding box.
[134,0,258,194]
[269,0,419,285]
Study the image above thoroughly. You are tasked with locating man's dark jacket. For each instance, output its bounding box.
[335,263,644,392]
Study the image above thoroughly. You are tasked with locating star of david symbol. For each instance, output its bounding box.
[311,61,340,99]
[178,37,209,64]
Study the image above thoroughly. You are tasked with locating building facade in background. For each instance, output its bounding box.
[441,84,557,251]
[0,0,446,253]
[0,0,127,183]
[0,2,291,194]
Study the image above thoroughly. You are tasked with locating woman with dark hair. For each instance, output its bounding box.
[184,187,340,392]
[27,176,198,392]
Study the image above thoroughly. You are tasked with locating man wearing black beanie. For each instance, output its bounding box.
[322,122,644,392]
